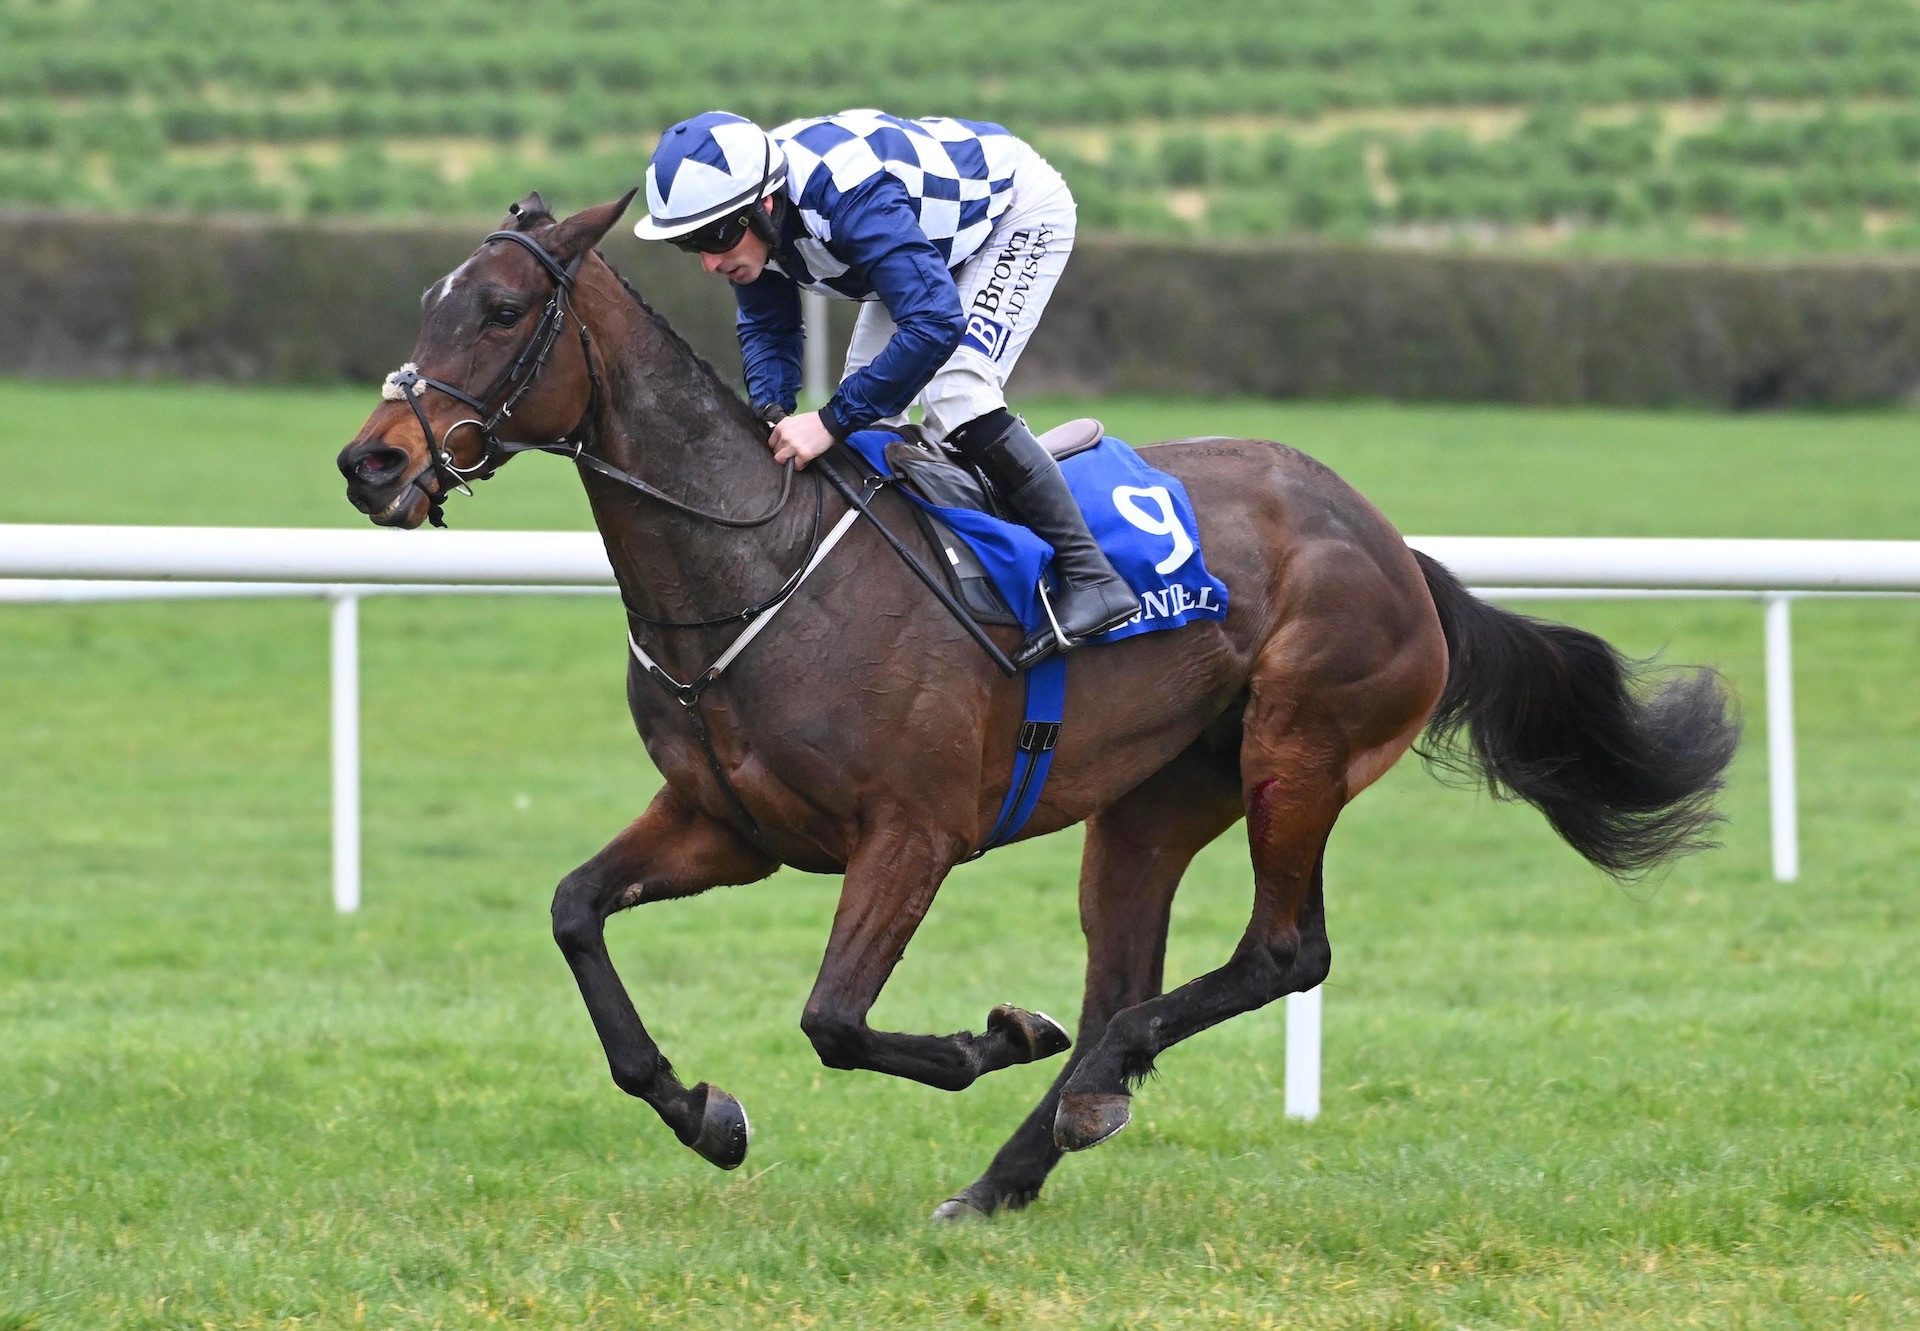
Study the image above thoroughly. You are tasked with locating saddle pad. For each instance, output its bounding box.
[844,429,1229,641]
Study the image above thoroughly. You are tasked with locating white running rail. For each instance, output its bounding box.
[6,525,1918,1122]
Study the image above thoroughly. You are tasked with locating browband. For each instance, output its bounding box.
[483,228,582,288]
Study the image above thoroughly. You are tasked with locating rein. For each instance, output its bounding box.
[382,225,1019,848]
[383,225,834,842]
[383,227,810,628]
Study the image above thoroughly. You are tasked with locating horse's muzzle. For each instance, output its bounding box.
[339,437,412,489]
[339,439,433,526]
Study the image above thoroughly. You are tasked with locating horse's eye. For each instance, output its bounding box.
[491,306,523,327]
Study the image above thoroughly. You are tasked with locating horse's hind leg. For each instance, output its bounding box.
[550,786,776,1169]
[797,820,1071,1091]
[935,743,1244,1219]
[1045,551,1444,1151]
[1052,713,1347,1152]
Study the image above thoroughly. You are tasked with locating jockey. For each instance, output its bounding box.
[634,109,1137,666]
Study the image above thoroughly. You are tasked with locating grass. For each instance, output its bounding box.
[13,0,1920,254]
[2,379,1917,1327]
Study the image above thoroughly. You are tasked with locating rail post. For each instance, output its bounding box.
[330,592,361,913]
[1285,987,1322,1120]
[1765,594,1798,883]
[802,290,830,407]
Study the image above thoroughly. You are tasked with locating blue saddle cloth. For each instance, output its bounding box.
[842,430,1230,641]
[843,429,1231,855]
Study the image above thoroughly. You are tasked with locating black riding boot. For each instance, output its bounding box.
[951,412,1138,668]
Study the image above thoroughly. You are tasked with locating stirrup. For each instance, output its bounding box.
[1015,580,1134,669]
[1037,580,1075,655]
[1012,583,1074,671]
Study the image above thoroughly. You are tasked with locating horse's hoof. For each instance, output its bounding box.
[682,1083,750,1170]
[987,1005,1071,1063]
[931,1194,991,1223]
[1054,1092,1131,1152]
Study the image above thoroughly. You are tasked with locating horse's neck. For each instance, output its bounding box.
[581,293,813,630]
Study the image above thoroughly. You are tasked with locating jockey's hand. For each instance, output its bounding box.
[768,410,836,469]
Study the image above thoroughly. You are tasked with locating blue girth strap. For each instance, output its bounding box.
[977,654,1068,854]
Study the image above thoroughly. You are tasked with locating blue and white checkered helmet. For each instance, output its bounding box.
[633,111,788,240]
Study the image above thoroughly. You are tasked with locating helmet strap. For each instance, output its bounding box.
[747,194,784,246]
[744,131,784,246]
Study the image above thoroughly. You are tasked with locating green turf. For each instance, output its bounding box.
[2,380,1916,1328]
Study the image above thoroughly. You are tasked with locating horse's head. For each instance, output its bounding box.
[337,189,636,528]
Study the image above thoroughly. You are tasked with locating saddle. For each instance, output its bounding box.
[881,418,1104,517]
[868,418,1108,626]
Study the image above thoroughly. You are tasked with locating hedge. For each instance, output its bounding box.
[1042,238,1920,408]
[0,210,775,387]
[5,210,1920,408]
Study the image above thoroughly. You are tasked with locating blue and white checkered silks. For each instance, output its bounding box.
[767,110,1023,299]
[721,108,1067,437]
[634,111,788,240]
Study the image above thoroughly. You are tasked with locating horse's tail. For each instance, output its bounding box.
[1412,550,1740,878]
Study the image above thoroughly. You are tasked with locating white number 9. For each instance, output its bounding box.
[1111,485,1194,575]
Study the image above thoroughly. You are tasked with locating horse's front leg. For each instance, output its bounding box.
[799,822,1070,1091]
[550,786,776,1168]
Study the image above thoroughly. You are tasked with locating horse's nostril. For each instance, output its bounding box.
[344,443,410,484]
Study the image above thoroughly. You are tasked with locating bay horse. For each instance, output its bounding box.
[337,192,1738,1219]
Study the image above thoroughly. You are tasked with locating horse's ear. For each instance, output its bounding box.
[501,191,554,231]
[545,188,639,266]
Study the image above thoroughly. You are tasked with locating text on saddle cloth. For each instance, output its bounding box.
[842,430,1231,640]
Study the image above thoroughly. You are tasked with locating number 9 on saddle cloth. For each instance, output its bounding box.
[842,421,1230,642]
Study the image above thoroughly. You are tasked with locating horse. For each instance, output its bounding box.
[337,191,1739,1219]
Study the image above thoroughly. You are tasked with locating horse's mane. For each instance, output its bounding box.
[601,261,765,433]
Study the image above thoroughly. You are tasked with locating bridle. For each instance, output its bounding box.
[381,226,794,533]
[370,219,1015,845]
[378,222,845,845]
[382,229,598,526]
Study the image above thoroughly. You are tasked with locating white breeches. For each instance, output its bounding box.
[840,144,1076,441]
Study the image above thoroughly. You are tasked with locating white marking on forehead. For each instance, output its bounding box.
[431,255,479,304]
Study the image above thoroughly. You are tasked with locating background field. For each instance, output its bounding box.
[2,380,1916,1328]
[11,0,1920,254]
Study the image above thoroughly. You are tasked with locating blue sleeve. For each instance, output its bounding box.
[733,267,803,414]
[815,175,966,438]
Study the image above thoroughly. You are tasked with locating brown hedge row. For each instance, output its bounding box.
[5,211,1920,408]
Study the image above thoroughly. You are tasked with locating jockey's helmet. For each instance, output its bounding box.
[634,111,787,247]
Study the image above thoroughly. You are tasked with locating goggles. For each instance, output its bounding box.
[670,211,756,255]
